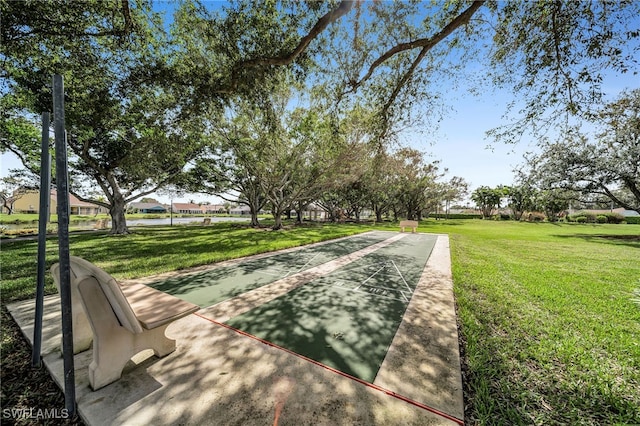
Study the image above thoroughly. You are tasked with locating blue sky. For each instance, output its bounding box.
[2,2,638,205]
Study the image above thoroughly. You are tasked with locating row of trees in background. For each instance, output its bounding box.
[471,182,637,223]
[471,88,639,222]
[2,1,638,233]
[471,185,570,222]
[183,91,470,229]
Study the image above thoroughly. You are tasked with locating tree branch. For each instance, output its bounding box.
[380,46,429,119]
[11,0,134,39]
[600,183,638,213]
[349,1,485,92]
[235,1,356,70]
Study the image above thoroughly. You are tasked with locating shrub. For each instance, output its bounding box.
[625,216,640,225]
[430,213,483,219]
[576,216,587,223]
[604,213,625,224]
[596,215,607,223]
[527,212,546,222]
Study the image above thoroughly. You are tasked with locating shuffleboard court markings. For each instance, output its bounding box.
[332,259,413,295]
[391,260,413,294]
[256,253,322,278]
[316,279,412,303]
[311,258,415,303]
[356,263,387,287]
[223,233,439,384]
[148,231,396,308]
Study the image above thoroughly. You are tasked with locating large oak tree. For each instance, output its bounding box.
[2,0,638,233]
[1,0,212,233]
[522,89,640,214]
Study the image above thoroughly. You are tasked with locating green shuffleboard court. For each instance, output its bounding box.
[225,233,438,382]
[149,231,394,307]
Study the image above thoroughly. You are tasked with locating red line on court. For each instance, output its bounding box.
[194,312,465,425]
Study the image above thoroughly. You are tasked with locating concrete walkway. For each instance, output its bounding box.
[7,233,464,425]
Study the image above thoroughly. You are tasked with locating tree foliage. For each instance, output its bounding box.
[1,0,213,233]
[488,0,640,142]
[523,89,640,214]
[504,185,535,221]
[2,0,638,234]
[471,186,506,219]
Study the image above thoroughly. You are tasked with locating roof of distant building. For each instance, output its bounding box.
[129,202,167,210]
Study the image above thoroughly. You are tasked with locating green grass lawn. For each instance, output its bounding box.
[1,219,639,424]
[440,221,640,425]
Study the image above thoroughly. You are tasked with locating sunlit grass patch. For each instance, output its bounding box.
[1,219,638,424]
[449,221,640,424]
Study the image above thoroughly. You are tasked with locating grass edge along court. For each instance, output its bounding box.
[1,220,639,425]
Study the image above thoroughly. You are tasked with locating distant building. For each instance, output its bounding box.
[300,203,328,221]
[128,202,167,214]
[202,204,227,214]
[228,205,252,215]
[172,203,204,214]
[10,188,107,215]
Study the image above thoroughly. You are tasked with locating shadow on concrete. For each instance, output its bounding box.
[147,232,394,307]
[224,234,438,383]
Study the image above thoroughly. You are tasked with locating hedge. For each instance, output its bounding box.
[430,213,483,219]
[567,212,639,224]
[567,212,627,224]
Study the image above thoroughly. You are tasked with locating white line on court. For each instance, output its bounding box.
[199,232,410,322]
[356,264,387,289]
[391,260,413,294]
[292,253,320,275]
[322,282,410,303]
[256,253,321,278]
[316,278,408,294]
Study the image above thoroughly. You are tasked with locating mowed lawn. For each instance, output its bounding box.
[439,221,640,425]
[1,219,639,424]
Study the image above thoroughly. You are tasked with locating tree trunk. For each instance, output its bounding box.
[272,212,283,230]
[354,208,360,222]
[109,195,129,234]
[250,210,260,227]
[248,203,260,227]
[326,209,334,222]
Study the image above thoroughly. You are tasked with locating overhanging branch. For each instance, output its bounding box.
[234,1,356,70]
[350,1,485,93]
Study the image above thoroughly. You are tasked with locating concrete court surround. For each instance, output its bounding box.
[7,231,464,425]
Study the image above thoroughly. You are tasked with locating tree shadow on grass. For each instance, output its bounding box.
[552,233,640,249]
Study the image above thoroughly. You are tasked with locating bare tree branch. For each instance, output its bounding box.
[381,46,429,119]
[350,1,485,92]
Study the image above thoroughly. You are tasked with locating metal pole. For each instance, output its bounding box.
[32,112,51,367]
[53,74,76,416]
